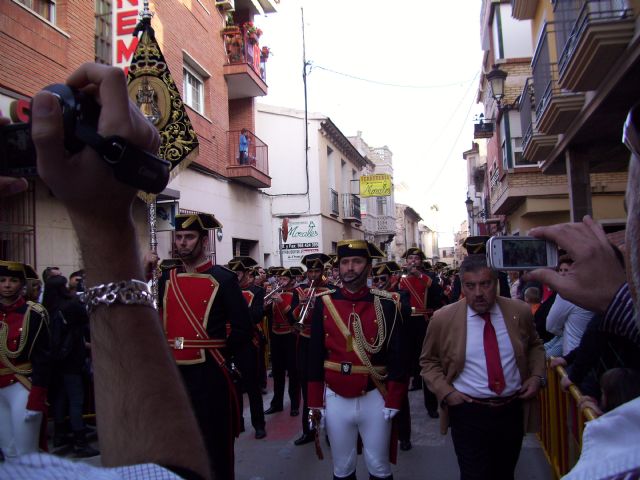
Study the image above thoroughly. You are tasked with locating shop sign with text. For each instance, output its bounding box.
[359,174,392,198]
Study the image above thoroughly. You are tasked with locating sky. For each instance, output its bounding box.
[255,0,484,246]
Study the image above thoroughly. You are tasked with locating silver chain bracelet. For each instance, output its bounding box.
[83,279,155,313]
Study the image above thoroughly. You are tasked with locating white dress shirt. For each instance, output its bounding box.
[453,304,522,398]
[546,294,594,355]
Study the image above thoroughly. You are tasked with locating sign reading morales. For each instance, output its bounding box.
[281,218,321,267]
[359,174,392,198]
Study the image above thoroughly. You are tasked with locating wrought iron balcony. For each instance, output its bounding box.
[222,27,268,99]
[226,129,271,188]
[556,0,635,91]
[520,78,558,164]
[342,194,361,221]
[532,23,585,134]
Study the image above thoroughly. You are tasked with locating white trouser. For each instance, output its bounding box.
[325,386,392,478]
[0,382,42,457]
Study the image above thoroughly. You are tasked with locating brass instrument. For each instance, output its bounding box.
[295,280,316,331]
[264,284,284,306]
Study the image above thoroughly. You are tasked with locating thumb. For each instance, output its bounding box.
[31,91,65,176]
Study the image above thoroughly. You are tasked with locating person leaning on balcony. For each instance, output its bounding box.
[420,254,546,480]
[239,128,250,165]
[528,102,640,479]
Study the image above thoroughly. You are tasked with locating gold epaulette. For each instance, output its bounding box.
[26,301,47,316]
[316,289,335,297]
[370,288,397,300]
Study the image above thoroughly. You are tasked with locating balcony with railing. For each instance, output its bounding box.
[533,22,585,134]
[226,129,271,188]
[342,194,361,221]
[329,188,340,216]
[521,78,558,163]
[556,0,635,91]
[222,25,268,99]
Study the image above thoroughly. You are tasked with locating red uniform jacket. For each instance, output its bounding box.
[399,273,432,317]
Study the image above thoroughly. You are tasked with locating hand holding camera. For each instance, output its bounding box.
[0,63,169,200]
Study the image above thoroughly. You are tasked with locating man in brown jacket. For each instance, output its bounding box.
[420,254,545,480]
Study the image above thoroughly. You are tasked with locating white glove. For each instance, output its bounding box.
[24,409,42,422]
[383,407,400,421]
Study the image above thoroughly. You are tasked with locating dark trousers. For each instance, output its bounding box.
[448,400,524,480]
[270,332,300,410]
[180,359,236,480]
[235,343,265,431]
[296,336,311,433]
[397,394,411,442]
[53,373,85,432]
[408,315,427,384]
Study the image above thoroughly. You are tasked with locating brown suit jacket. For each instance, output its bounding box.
[420,296,546,434]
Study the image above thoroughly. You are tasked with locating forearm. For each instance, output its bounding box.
[78,220,210,477]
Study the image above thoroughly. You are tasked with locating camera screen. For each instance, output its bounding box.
[502,239,548,268]
[0,123,37,177]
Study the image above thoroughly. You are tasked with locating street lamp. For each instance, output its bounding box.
[487,64,507,105]
[465,196,474,216]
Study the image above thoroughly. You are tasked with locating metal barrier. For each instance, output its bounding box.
[539,360,598,479]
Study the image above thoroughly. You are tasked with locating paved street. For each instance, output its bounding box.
[235,379,553,480]
[54,377,553,480]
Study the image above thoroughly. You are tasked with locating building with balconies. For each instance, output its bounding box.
[348,132,397,257]
[255,104,367,267]
[472,0,630,236]
[0,0,278,272]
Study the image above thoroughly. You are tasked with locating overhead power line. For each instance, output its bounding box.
[312,65,477,89]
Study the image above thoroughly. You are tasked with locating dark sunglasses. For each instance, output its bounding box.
[373,275,389,283]
[623,103,640,159]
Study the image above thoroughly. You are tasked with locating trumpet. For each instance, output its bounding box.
[264,284,284,306]
[295,280,317,331]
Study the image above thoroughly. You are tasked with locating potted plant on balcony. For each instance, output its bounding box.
[243,21,262,44]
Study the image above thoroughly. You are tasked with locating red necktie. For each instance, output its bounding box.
[481,312,505,395]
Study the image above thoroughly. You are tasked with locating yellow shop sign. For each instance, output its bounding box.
[359,174,392,197]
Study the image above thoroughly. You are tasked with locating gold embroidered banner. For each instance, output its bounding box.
[127,17,199,200]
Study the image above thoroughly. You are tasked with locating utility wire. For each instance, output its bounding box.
[422,83,479,195]
[312,64,477,89]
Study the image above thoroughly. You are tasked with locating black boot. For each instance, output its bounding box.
[294,430,315,446]
[53,422,70,448]
[72,430,100,458]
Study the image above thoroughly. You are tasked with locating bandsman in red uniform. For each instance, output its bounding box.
[308,240,409,480]
[398,248,443,418]
[228,256,267,440]
[0,261,50,458]
[153,213,253,480]
[292,253,332,446]
[265,268,300,416]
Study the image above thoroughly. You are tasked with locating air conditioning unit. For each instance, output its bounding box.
[216,0,235,11]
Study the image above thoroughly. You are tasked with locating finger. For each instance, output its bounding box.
[31,91,66,182]
[67,63,132,136]
[0,177,29,197]
[526,268,564,293]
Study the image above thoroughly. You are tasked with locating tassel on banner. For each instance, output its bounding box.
[127,3,199,204]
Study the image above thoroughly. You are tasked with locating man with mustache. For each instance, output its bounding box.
[308,240,409,480]
[420,254,545,480]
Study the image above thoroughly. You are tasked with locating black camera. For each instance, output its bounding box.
[0,84,170,194]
